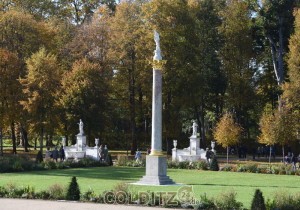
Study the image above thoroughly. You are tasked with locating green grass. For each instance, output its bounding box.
[0,167,299,208]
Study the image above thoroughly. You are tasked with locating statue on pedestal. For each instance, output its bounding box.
[78,119,84,135]
[192,120,198,137]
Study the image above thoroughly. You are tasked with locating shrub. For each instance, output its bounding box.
[82,188,97,202]
[12,160,24,172]
[221,164,233,171]
[21,185,35,199]
[107,154,113,166]
[111,182,133,204]
[214,190,243,210]
[35,190,51,200]
[6,183,22,198]
[267,191,300,210]
[167,160,179,169]
[43,161,57,170]
[209,156,219,171]
[125,159,145,167]
[257,165,269,174]
[0,158,10,172]
[237,163,258,173]
[270,165,279,174]
[246,163,259,173]
[66,176,80,201]
[196,161,209,170]
[56,162,66,169]
[5,183,35,198]
[0,186,7,197]
[178,161,190,169]
[113,182,129,193]
[251,189,266,210]
[196,194,215,209]
[0,156,36,173]
[48,184,65,200]
[116,155,128,166]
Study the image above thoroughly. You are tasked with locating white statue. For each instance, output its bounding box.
[153,30,162,60]
[78,119,84,134]
[192,120,198,137]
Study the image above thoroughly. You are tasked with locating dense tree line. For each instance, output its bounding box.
[0,0,299,155]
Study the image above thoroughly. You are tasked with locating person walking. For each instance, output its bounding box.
[292,153,297,171]
[59,146,65,161]
[98,145,103,162]
[52,147,59,162]
[135,149,142,163]
[45,148,51,160]
[205,148,211,163]
[103,145,108,162]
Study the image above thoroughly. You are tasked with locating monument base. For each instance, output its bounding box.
[136,155,175,185]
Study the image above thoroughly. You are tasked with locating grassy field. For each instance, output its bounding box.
[0,166,300,208]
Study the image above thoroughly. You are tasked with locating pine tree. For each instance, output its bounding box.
[66,176,80,201]
[251,189,266,210]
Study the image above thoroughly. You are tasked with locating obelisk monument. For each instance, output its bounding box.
[137,31,175,185]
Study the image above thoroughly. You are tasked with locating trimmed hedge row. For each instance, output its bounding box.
[0,156,108,173]
[1,179,300,210]
[220,163,300,175]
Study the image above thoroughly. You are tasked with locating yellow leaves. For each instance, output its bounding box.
[258,108,298,146]
[213,113,242,149]
[258,112,276,146]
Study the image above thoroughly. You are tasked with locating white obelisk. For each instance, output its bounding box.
[137,31,175,185]
[150,30,163,156]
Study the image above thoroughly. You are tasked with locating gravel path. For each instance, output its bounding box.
[0,198,178,210]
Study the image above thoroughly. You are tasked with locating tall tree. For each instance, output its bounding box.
[109,1,152,153]
[55,0,116,25]
[218,0,256,139]
[0,48,22,154]
[0,10,53,59]
[58,58,109,145]
[20,48,61,152]
[0,0,59,19]
[283,8,300,135]
[259,0,296,86]
[65,6,110,65]
[142,0,226,149]
[185,0,225,144]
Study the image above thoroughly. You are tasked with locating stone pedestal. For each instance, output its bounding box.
[137,155,175,185]
[172,148,177,161]
[189,136,200,155]
[76,134,86,151]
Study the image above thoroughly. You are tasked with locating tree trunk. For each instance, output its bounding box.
[227,146,229,164]
[34,137,37,150]
[282,145,285,162]
[0,127,3,156]
[40,127,44,152]
[11,122,17,154]
[129,54,136,155]
[268,146,271,165]
[20,125,29,152]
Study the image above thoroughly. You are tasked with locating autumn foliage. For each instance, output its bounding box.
[213,113,242,163]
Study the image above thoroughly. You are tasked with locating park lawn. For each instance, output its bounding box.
[0,167,299,209]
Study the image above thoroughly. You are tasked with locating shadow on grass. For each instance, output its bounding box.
[21,167,145,181]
